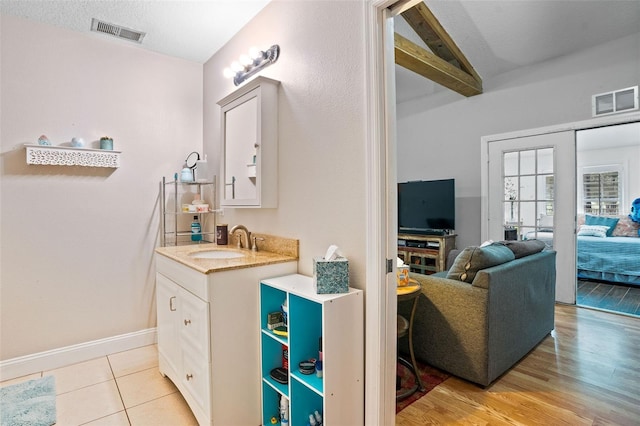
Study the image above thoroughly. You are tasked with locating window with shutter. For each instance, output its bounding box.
[583,171,619,215]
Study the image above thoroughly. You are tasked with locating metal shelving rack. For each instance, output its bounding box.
[161,176,217,246]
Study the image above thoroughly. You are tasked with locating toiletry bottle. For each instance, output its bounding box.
[281,298,288,327]
[280,395,289,425]
[191,216,202,241]
[195,155,210,182]
[282,344,289,370]
[314,410,323,425]
[216,224,228,245]
[309,414,317,426]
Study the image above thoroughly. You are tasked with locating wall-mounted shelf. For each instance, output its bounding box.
[25,144,121,168]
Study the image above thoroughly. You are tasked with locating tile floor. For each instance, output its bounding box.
[0,345,198,425]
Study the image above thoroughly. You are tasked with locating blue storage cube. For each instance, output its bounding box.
[313,257,349,294]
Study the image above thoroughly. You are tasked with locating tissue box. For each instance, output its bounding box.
[313,257,349,294]
[397,265,410,287]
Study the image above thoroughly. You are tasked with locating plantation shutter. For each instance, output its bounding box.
[583,171,619,215]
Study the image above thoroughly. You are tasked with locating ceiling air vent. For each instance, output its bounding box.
[91,18,146,44]
[592,86,639,117]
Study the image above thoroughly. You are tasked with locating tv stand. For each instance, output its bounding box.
[397,234,457,275]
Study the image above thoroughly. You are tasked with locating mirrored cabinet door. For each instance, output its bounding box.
[218,76,279,208]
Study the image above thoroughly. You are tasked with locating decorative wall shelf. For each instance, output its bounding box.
[25,144,121,168]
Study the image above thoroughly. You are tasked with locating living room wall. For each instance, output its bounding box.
[397,32,640,250]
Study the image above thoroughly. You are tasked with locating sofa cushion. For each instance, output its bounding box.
[446,243,515,283]
[585,214,619,237]
[500,239,546,259]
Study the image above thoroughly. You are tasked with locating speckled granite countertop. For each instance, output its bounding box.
[155,233,299,274]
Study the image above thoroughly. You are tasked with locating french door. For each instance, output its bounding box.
[486,132,576,304]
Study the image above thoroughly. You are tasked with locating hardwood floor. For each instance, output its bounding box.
[396,304,640,425]
[577,279,640,316]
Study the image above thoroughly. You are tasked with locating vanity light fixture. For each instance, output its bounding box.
[223,45,280,86]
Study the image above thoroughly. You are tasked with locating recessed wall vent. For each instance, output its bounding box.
[592,86,639,117]
[91,18,146,43]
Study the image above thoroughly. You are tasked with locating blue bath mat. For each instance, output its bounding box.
[0,376,56,426]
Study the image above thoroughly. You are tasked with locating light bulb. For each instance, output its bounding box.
[231,61,243,72]
[223,67,235,78]
[249,46,263,60]
[239,54,252,66]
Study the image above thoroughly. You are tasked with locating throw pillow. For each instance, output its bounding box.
[446,243,515,283]
[612,215,640,237]
[585,214,619,237]
[577,224,609,238]
[500,239,546,259]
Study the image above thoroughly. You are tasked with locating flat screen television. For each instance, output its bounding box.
[398,179,455,235]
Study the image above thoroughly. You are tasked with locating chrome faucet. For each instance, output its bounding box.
[230,224,251,249]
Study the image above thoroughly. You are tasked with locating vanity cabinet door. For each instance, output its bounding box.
[156,273,181,376]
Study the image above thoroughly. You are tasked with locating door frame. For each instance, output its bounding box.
[364,0,400,424]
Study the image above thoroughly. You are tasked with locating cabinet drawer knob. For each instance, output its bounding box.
[186,373,193,381]
[184,319,191,326]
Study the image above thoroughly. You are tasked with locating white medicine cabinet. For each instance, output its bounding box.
[218,76,280,208]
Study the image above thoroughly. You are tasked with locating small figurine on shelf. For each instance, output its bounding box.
[37,135,51,146]
[100,136,113,150]
[71,137,85,147]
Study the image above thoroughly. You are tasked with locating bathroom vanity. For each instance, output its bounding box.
[155,242,297,425]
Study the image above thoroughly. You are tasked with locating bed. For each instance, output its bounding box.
[524,215,640,285]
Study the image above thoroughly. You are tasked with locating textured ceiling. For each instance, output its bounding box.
[0,0,270,63]
[2,0,639,102]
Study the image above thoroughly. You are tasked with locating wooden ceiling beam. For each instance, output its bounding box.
[389,0,424,16]
[395,1,482,97]
[401,2,482,84]
[394,33,482,97]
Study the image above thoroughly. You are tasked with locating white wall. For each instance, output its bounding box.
[0,15,203,360]
[397,32,640,249]
[203,1,367,281]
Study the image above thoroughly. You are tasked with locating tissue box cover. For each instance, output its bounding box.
[313,257,349,294]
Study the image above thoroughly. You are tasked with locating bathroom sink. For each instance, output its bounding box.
[189,250,245,259]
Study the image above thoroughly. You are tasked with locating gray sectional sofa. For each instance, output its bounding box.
[399,244,556,387]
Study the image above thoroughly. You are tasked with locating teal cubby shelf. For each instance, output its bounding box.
[259,274,364,425]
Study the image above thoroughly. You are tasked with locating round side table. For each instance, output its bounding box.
[396,280,425,400]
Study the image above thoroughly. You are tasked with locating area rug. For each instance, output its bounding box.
[396,357,449,413]
[0,376,56,426]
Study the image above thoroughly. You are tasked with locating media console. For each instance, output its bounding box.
[397,234,457,275]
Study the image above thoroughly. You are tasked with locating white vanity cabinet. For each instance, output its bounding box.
[218,76,279,208]
[155,253,297,426]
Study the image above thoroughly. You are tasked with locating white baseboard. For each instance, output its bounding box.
[0,328,157,381]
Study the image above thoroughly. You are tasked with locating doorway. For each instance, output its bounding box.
[575,122,640,316]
